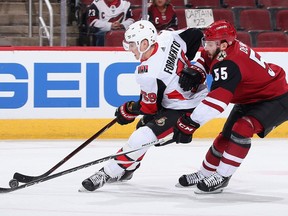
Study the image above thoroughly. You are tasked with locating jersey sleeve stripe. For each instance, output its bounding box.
[202,96,227,112]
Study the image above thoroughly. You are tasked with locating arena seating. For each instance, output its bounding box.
[237,31,252,46]
[221,0,257,8]
[212,8,234,25]
[237,9,272,31]
[275,9,288,31]
[255,31,288,47]
[258,0,288,7]
[129,0,142,8]
[171,0,186,8]
[174,8,187,29]
[188,0,221,8]
[104,30,125,47]
[102,0,288,47]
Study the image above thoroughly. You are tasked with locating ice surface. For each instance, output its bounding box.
[0,138,287,216]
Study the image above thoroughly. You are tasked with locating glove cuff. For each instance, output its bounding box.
[177,115,200,135]
[120,102,138,120]
[185,113,200,128]
[189,65,206,84]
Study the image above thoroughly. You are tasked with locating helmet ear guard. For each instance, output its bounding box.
[122,40,130,51]
[204,20,237,45]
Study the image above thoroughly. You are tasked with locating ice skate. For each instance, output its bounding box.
[118,163,140,182]
[195,172,231,194]
[80,168,113,192]
[118,169,134,182]
[176,171,205,187]
[79,166,138,192]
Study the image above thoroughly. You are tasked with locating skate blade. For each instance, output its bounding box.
[175,183,196,188]
[194,188,224,194]
[78,186,92,193]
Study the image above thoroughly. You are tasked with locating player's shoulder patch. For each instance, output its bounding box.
[138,65,148,74]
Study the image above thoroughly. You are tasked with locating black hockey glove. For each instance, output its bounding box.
[179,65,206,91]
[173,114,200,144]
[115,101,139,125]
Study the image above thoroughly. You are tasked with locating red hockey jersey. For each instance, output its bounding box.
[192,40,288,125]
[148,4,178,31]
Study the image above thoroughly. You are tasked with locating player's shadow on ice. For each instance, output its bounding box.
[87,182,284,206]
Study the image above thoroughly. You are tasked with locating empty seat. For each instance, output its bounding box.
[236,31,252,46]
[188,0,220,8]
[238,9,272,30]
[129,0,142,8]
[132,8,142,21]
[174,8,187,29]
[105,30,125,47]
[258,0,288,7]
[221,0,257,7]
[81,0,93,5]
[256,31,288,47]
[171,0,186,7]
[276,10,288,31]
[213,9,234,25]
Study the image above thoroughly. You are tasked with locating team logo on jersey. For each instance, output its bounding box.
[138,65,148,74]
[216,51,227,61]
[110,5,116,14]
[108,12,124,23]
[155,117,167,126]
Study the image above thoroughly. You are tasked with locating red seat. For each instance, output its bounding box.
[131,8,142,21]
[256,31,288,47]
[236,31,252,46]
[188,0,220,8]
[171,0,186,7]
[213,9,234,25]
[80,0,93,5]
[129,0,142,8]
[276,10,288,31]
[174,8,187,29]
[105,30,125,47]
[222,0,257,7]
[239,9,272,30]
[258,0,288,7]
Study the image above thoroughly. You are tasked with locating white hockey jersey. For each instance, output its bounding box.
[88,0,134,31]
[135,31,208,115]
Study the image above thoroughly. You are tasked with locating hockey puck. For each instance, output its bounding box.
[9,179,19,188]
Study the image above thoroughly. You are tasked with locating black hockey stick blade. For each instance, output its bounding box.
[13,118,117,183]
[0,137,173,193]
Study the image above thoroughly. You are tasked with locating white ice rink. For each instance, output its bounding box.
[0,138,287,216]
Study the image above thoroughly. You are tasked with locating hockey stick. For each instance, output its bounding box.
[12,118,117,184]
[0,136,174,193]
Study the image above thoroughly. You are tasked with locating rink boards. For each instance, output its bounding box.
[0,47,287,139]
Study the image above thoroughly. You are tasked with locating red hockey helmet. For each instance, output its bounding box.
[204,20,237,45]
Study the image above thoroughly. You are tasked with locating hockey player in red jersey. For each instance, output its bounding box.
[173,20,288,193]
[79,20,208,192]
[148,0,178,31]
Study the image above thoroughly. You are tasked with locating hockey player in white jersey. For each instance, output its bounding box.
[80,20,208,191]
[87,0,134,46]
